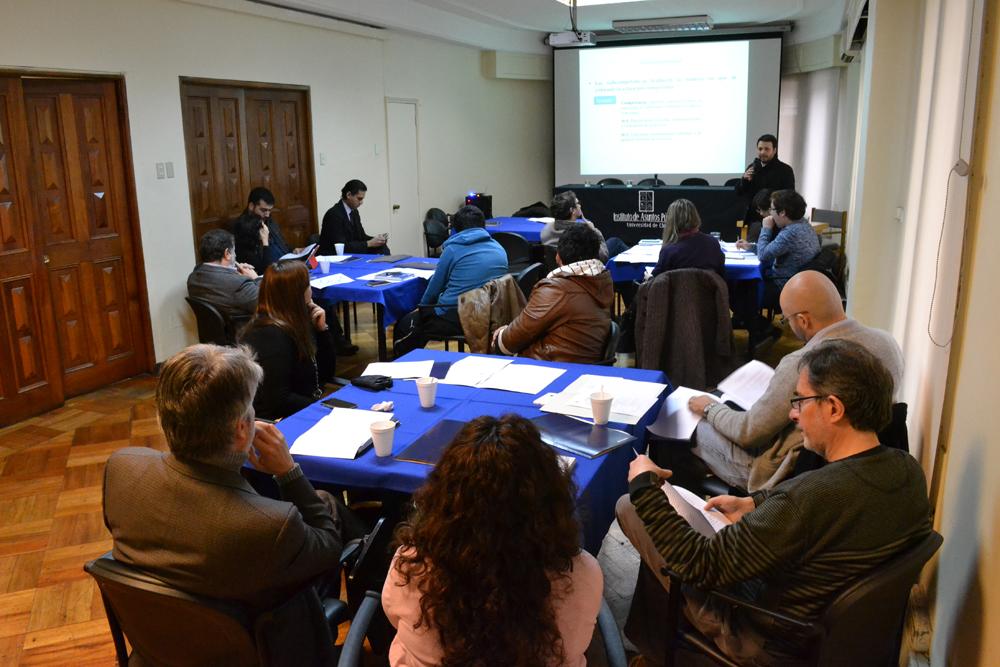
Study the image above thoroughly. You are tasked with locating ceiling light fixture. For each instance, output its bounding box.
[611,15,714,34]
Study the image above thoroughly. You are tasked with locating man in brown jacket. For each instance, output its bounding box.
[493,224,613,364]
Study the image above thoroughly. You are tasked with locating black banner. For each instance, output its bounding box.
[554,184,746,246]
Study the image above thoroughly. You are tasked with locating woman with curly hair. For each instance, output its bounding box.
[382,414,603,667]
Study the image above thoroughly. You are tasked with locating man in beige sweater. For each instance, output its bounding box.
[686,270,904,491]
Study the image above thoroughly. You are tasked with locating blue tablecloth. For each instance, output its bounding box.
[309,254,438,326]
[484,217,546,243]
[607,254,762,283]
[275,349,670,553]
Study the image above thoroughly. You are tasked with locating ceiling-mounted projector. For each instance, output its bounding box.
[546,30,596,47]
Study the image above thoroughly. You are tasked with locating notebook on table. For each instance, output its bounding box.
[531,413,636,459]
[395,419,467,465]
[369,254,412,263]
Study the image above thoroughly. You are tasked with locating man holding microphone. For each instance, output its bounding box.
[735,134,796,241]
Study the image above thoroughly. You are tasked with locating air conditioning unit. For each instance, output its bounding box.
[841,0,869,62]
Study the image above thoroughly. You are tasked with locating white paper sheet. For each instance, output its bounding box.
[526,216,555,223]
[439,356,513,387]
[540,374,667,425]
[358,270,417,283]
[315,254,355,264]
[309,273,353,288]
[477,364,565,394]
[716,360,775,410]
[673,485,731,533]
[361,360,434,379]
[289,407,393,459]
[646,386,708,440]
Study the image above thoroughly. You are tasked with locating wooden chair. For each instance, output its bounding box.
[810,207,848,251]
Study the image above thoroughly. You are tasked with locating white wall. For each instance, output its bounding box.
[0,0,553,361]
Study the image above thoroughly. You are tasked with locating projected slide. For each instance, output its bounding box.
[579,41,749,175]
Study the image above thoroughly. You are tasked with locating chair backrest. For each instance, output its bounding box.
[543,244,559,273]
[814,531,942,667]
[597,177,624,186]
[879,402,909,452]
[724,177,742,187]
[597,320,620,366]
[185,296,233,346]
[423,218,448,257]
[637,177,666,187]
[680,177,709,186]
[492,231,533,273]
[800,247,844,296]
[85,554,259,666]
[514,262,545,298]
[811,207,848,250]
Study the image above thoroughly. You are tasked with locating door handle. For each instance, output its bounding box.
[392,204,400,211]
[43,254,50,265]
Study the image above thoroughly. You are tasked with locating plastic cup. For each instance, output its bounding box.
[370,420,396,456]
[590,391,613,425]
[416,377,438,408]
[710,232,722,241]
[335,243,345,255]
[319,259,330,272]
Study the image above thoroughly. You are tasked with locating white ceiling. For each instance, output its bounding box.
[262,0,847,54]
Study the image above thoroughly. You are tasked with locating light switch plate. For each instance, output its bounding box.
[165,162,174,179]
[155,163,165,179]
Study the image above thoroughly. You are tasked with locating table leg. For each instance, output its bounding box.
[377,304,388,361]
[341,302,352,344]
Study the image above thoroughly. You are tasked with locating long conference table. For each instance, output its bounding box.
[309,254,438,361]
[270,349,670,554]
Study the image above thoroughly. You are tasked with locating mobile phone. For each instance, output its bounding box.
[322,396,358,410]
[367,280,391,286]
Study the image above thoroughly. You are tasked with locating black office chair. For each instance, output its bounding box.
[660,530,943,667]
[598,177,625,186]
[637,178,666,187]
[597,320,620,366]
[423,210,449,258]
[492,231,533,274]
[338,592,629,667]
[514,262,545,299]
[543,244,559,273]
[413,304,466,353]
[724,177,742,187]
[680,177,709,186]
[85,553,350,666]
[186,296,235,346]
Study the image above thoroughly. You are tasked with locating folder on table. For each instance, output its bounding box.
[368,254,412,263]
[531,414,636,459]
[395,419,467,465]
[395,261,438,271]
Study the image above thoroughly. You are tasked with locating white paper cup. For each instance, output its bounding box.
[416,377,438,408]
[335,243,345,255]
[590,391,613,425]
[319,259,330,272]
[370,420,396,456]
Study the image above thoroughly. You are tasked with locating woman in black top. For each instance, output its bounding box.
[650,198,724,278]
[240,260,336,420]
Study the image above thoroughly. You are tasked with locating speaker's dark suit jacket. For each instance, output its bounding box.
[103,447,344,663]
[319,202,389,255]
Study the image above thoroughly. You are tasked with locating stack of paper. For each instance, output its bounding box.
[646,386,709,440]
[540,374,668,425]
[717,360,774,409]
[439,356,512,387]
[362,360,434,379]
[527,216,555,223]
[613,244,662,264]
[289,407,393,459]
[309,273,353,289]
[477,363,565,394]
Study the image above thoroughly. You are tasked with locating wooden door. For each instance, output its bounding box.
[21,78,149,398]
[0,78,64,423]
[181,82,316,251]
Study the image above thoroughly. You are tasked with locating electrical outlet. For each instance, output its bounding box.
[155,163,165,179]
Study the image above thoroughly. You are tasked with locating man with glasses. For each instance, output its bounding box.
[686,270,903,491]
[616,339,929,665]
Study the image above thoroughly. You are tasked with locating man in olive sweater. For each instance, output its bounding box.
[617,339,931,665]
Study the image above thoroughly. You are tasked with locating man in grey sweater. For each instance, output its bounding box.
[687,270,903,491]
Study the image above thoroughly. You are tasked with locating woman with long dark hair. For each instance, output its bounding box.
[240,260,335,420]
[383,415,603,667]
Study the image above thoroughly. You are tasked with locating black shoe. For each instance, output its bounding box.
[336,341,359,356]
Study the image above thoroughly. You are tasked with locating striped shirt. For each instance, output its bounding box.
[630,446,931,661]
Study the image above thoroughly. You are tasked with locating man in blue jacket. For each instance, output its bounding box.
[393,205,508,357]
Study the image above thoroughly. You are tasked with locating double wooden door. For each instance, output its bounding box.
[180,81,316,250]
[0,76,150,426]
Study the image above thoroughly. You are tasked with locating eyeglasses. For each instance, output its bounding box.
[789,395,826,410]
[779,311,807,327]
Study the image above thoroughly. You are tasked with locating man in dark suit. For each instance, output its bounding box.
[734,134,796,234]
[319,179,390,255]
[232,187,295,274]
[103,344,358,661]
[187,228,259,320]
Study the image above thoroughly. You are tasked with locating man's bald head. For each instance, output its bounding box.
[779,271,845,341]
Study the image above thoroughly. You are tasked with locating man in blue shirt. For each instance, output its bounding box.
[393,205,508,357]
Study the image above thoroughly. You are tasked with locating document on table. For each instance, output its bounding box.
[646,386,708,440]
[667,484,731,537]
[316,254,356,264]
[614,245,662,264]
[358,270,416,283]
[309,273,353,289]
[717,360,775,410]
[724,255,761,267]
[289,407,393,459]
[361,360,434,379]
[540,374,667,425]
[439,356,513,387]
[527,217,555,223]
[476,363,565,394]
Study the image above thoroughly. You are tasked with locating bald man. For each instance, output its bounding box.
[686,271,904,491]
